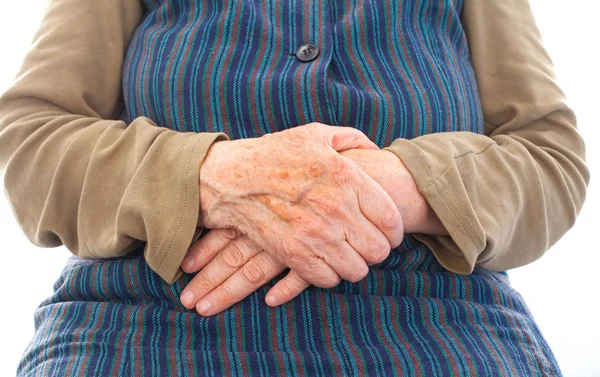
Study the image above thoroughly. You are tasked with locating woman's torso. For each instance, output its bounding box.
[18,1,561,376]
[121,0,484,146]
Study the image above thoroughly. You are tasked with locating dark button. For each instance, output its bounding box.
[296,43,320,62]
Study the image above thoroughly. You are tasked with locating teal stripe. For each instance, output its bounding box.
[232,0,255,139]
[191,0,220,132]
[167,0,200,132]
[379,297,416,375]
[151,2,182,127]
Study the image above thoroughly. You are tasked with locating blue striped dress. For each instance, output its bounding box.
[17,0,562,376]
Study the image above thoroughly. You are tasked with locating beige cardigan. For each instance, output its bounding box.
[0,0,589,283]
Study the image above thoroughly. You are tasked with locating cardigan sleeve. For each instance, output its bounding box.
[383,0,590,273]
[0,0,228,283]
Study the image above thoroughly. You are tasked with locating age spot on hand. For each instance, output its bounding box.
[309,166,321,178]
[256,195,296,223]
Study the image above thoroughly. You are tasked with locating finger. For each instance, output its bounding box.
[311,123,379,151]
[265,269,312,307]
[180,236,261,309]
[181,228,239,273]
[278,241,342,289]
[313,237,370,283]
[345,214,392,266]
[354,169,404,248]
[195,252,286,316]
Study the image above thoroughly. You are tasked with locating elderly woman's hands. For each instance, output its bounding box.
[179,143,448,316]
[180,229,296,316]
[339,148,447,236]
[179,123,404,312]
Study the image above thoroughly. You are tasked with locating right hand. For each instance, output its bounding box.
[195,123,404,295]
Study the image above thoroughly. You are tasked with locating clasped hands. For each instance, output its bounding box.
[179,123,440,316]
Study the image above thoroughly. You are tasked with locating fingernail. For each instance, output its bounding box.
[181,291,194,307]
[182,256,195,271]
[197,299,212,314]
[265,295,276,306]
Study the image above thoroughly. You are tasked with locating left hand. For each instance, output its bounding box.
[339,148,446,234]
[180,228,309,316]
[180,148,445,316]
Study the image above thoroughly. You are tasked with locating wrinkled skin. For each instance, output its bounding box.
[180,123,411,315]
[180,145,446,316]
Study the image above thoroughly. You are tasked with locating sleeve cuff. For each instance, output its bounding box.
[384,138,486,274]
[144,131,229,283]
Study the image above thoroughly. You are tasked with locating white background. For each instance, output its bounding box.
[0,1,598,376]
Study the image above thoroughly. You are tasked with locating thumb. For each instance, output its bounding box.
[265,269,311,307]
[315,124,379,151]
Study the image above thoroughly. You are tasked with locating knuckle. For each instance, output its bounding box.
[218,228,238,242]
[378,237,392,255]
[194,274,214,292]
[325,155,350,177]
[377,232,391,248]
[305,193,343,221]
[241,260,266,285]
[281,277,300,297]
[382,207,402,232]
[312,268,340,288]
[191,241,211,258]
[218,243,245,269]
[321,276,341,288]
[285,252,306,270]
[347,265,369,283]
[280,242,304,264]
[370,245,391,264]
[216,285,233,303]
[307,122,323,130]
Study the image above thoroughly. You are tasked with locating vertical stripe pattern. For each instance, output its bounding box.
[17,0,561,376]
[121,0,484,146]
[18,243,561,376]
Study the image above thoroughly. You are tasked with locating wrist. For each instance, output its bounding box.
[382,150,447,235]
[198,140,228,227]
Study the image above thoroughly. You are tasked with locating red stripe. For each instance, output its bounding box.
[499,306,544,373]
[292,0,314,126]
[355,0,397,142]
[164,0,201,132]
[234,305,252,374]
[434,300,478,375]
[216,0,244,136]
[411,0,452,136]
[368,298,405,372]
[421,299,462,375]
[201,2,231,133]
[63,301,96,376]
[79,304,108,375]
[338,1,381,134]
[308,1,324,123]
[261,1,284,134]
[246,2,273,136]
[387,298,425,370]
[38,303,65,369]
[337,297,369,375]
[316,295,344,374]
[216,315,233,375]
[385,5,429,139]
[464,305,514,375]
[108,306,135,376]
[139,4,174,121]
